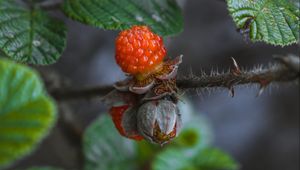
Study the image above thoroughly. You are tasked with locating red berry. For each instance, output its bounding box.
[109,105,143,141]
[115,26,166,75]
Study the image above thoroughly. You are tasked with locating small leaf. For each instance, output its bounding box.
[62,0,183,36]
[173,114,212,152]
[152,111,213,170]
[0,59,57,169]
[136,140,161,163]
[227,0,299,46]
[194,148,238,170]
[172,101,213,154]
[83,114,138,170]
[153,147,238,170]
[152,149,190,170]
[152,101,225,170]
[0,0,67,65]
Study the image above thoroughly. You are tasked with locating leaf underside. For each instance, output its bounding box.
[83,114,138,170]
[62,0,183,36]
[227,0,299,46]
[153,148,238,170]
[0,0,66,65]
[0,59,57,169]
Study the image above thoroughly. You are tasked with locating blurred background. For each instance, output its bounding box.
[9,0,299,170]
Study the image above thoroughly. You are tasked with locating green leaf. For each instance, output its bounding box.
[194,148,238,170]
[227,0,299,46]
[135,100,213,167]
[0,0,67,65]
[62,0,183,36]
[152,100,235,170]
[172,101,213,154]
[0,59,57,169]
[173,114,212,152]
[152,116,213,170]
[152,149,191,170]
[136,140,161,164]
[152,148,238,170]
[25,167,63,170]
[83,114,138,170]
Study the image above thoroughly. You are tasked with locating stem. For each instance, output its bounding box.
[50,55,299,100]
[51,85,114,100]
[39,0,63,10]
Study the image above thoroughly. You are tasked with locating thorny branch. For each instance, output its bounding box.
[50,55,299,101]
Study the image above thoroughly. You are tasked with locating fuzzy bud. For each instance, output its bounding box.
[137,99,181,145]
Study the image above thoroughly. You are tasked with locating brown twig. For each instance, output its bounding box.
[178,56,299,96]
[51,85,115,100]
[50,55,299,100]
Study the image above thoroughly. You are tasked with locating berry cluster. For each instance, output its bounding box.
[105,25,183,145]
[106,91,181,145]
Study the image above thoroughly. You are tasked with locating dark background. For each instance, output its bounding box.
[9,0,299,170]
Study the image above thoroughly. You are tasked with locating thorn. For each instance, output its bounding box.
[188,67,194,78]
[256,85,266,97]
[231,57,241,76]
[228,86,235,97]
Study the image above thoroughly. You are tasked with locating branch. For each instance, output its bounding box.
[178,55,299,96]
[50,55,299,101]
[39,0,63,10]
[51,85,114,101]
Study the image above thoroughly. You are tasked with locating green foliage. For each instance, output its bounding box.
[152,147,238,170]
[194,148,239,170]
[152,149,190,170]
[143,102,237,170]
[227,0,299,46]
[0,0,67,65]
[172,113,212,154]
[83,114,138,170]
[0,59,57,169]
[83,100,236,170]
[62,0,183,36]
[25,167,63,170]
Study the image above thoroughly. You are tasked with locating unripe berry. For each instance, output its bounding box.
[137,99,181,145]
[109,105,143,141]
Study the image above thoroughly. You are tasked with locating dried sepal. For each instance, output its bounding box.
[113,56,183,96]
[101,90,139,107]
[129,80,155,94]
[157,55,183,80]
[142,79,178,101]
[113,78,132,91]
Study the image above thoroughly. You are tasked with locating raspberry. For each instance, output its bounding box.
[115,26,166,75]
[109,105,143,141]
